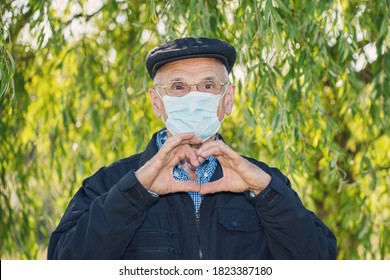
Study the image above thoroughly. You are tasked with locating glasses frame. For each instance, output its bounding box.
[155,80,231,96]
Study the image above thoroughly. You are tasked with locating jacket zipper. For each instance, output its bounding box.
[195,211,203,259]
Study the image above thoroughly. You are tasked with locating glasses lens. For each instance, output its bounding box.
[167,82,189,96]
[198,81,221,94]
[164,80,226,96]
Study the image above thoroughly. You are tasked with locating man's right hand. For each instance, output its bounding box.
[134,133,203,195]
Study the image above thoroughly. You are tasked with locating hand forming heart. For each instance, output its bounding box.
[135,133,203,195]
[135,133,271,195]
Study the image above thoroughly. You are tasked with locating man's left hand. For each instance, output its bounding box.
[197,140,271,195]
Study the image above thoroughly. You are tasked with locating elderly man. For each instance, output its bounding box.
[48,37,337,259]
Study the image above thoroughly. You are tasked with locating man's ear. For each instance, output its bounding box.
[224,84,236,115]
[149,88,163,117]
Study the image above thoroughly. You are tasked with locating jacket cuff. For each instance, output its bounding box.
[116,170,158,211]
[246,174,288,207]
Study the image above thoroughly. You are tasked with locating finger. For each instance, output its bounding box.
[162,133,202,155]
[157,134,196,163]
[165,132,196,149]
[177,145,200,168]
[198,146,224,158]
[199,179,225,194]
[172,180,201,193]
[180,137,203,146]
[188,135,203,145]
[198,141,239,160]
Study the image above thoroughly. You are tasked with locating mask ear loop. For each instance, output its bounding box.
[154,88,170,129]
[218,82,231,124]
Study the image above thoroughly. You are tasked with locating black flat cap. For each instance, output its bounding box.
[146,37,236,78]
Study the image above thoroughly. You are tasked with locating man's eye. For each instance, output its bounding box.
[170,83,186,91]
[203,82,216,90]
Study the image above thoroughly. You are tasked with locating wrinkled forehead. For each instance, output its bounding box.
[154,57,227,82]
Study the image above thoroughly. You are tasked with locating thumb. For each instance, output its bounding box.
[173,180,201,193]
[199,180,223,194]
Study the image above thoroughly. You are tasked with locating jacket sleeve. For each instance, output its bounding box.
[47,169,158,259]
[247,163,337,259]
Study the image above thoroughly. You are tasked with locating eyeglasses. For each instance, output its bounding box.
[155,80,230,97]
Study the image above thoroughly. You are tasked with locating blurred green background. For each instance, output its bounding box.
[0,0,389,259]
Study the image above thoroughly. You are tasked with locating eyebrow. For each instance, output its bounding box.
[201,76,218,81]
[168,77,185,82]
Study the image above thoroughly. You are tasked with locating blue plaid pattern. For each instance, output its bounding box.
[156,129,218,213]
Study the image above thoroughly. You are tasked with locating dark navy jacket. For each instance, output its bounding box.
[48,131,337,259]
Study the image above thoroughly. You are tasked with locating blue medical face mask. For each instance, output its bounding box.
[159,91,226,142]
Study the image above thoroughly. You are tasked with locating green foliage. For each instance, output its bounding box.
[1,0,389,259]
